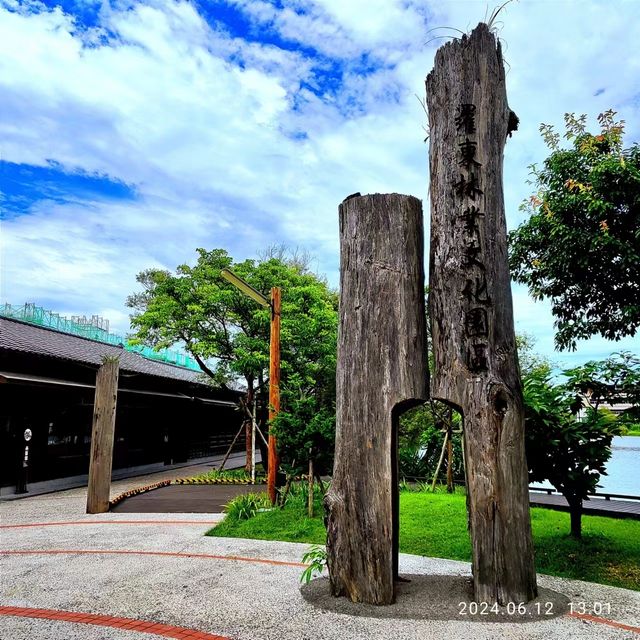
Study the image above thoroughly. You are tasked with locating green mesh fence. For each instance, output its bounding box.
[1,302,202,372]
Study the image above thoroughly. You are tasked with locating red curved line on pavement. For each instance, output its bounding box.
[567,611,640,635]
[0,605,229,639]
[2,603,639,636]
[0,520,219,529]
[0,548,307,568]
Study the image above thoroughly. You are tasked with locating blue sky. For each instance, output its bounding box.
[0,0,639,369]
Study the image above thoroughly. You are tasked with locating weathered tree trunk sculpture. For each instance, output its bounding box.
[325,193,428,605]
[426,23,537,604]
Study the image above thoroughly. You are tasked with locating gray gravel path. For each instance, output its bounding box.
[1,481,639,640]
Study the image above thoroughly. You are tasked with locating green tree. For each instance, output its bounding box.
[523,352,639,538]
[509,110,640,350]
[398,403,464,488]
[126,248,338,477]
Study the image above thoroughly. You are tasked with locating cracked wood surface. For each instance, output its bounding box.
[325,193,428,605]
[426,23,537,604]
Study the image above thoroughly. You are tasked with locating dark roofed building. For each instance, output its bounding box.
[0,316,243,496]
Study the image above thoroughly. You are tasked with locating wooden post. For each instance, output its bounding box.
[324,193,428,605]
[426,23,537,604]
[86,357,120,514]
[267,286,281,505]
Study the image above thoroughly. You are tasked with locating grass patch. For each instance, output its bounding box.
[208,489,640,591]
[211,495,326,542]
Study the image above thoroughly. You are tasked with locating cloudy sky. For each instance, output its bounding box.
[0,0,638,369]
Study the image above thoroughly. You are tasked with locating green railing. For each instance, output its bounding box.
[1,303,202,372]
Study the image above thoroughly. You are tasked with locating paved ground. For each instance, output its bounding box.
[1,471,640,640]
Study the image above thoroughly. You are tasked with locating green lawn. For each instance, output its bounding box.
[208,490,640,591]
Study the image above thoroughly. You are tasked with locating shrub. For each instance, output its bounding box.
[224,493,271,521]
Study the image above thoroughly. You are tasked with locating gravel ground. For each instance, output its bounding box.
[1,478,639,640]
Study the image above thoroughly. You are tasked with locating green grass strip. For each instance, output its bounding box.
[208,490,640,591]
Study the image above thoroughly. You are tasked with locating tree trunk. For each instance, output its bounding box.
[308,457,314,518]
[244,383,254,473]
[567,496,583,539]
[426,23,537,604]
[244,421,252,473]
[324,193,428,605]
[86,357,120,514]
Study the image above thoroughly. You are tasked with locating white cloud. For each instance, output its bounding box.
[0,0,638,362]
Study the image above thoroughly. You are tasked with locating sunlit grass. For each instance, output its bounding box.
[208,487,640,591]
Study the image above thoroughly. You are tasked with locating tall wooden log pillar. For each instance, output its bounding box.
[324,193,428,605]
[426,23,537,604]
[86,357,120,514]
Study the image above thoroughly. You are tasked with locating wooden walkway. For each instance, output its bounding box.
[110,483,262,513]
[529,492,640,520]
[109,482,640,519]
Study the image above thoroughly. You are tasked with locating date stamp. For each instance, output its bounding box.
[458,601,556,617]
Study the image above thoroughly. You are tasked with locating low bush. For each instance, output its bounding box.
[224,492,271,521]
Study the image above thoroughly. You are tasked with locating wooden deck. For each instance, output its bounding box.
[110,482,640,519]
[529,492,640,520]
[110,483,263,514]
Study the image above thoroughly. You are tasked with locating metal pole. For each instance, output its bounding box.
[267,287,281,504]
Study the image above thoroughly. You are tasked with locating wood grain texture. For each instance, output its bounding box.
[267,286,281,505]
[426,23,537,604]
[324,193,428,605]
[86,358,120,514]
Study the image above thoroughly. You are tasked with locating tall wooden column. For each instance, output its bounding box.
[324,193,428,605]
[426,23,537,604]
[86,356,120,514]
[267,286,281,505]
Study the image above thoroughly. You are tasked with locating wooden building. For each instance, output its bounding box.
[0,316,243,496]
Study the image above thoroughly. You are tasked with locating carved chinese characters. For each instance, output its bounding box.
[453,103,491,374]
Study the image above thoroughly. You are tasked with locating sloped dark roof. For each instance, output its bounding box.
[0,317,208,385]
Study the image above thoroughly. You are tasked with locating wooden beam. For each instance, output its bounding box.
[86,357,120,514]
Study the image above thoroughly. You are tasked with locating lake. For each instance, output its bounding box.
[531,436,640,496]
[599,436,640,496]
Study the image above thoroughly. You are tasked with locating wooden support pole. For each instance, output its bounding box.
[267,286,281,505]
[86,357,120,514]
[219,421,245,471]
[324,193,428,605]
[431,430,448,492]
[426,23,537,604]
[446,421,454,493]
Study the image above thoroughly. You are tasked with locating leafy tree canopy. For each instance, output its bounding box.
[127,247,338,472]
[523,351,638,537]
[509,110,640,350]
